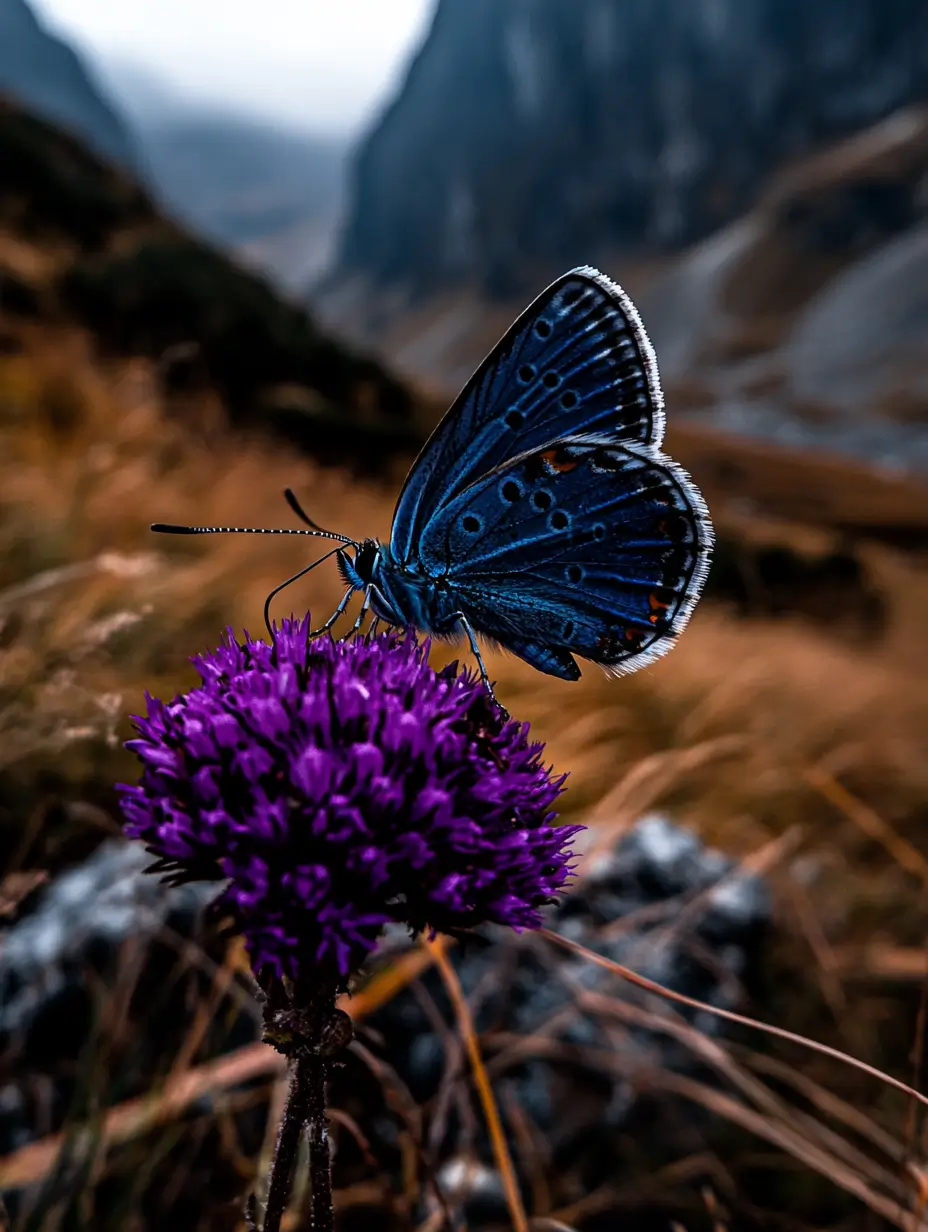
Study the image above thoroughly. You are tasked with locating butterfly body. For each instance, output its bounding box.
[153,266,714,699]
[337,539,462,634]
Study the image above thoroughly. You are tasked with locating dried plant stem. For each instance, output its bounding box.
[540,928,928,1110]
[426,934,530,1232]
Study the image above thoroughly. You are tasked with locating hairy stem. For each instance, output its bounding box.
[254,979,341,1232]
[261,1059,314,1232]
[304,1052,334,1232]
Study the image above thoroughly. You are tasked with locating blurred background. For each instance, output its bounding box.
[2,1,928,1228]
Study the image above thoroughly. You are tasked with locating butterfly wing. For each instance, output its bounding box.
[390,266,665,565]
[417,439,713,680]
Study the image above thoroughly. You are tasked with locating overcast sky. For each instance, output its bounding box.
[30,0,436,134]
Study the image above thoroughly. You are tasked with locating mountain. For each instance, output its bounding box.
[314,2,928,478]
[0,0,135,168]
[0,96,416,468]
[331,0,928,299]
[133,113,346,292]
[317,102,928,478]
[94,58,348,293]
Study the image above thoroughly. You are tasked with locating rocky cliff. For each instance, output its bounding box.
[334,0,928,298]
[0,0,136,167]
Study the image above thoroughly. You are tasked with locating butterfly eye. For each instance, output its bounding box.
[566,564,584,584]
[461,514,482,534]
[505,409,524,429]
[542,370,561,390]
[532,489,553,512]
[517,364,535,385]
[500,479,522,504]
[560,390,578,410]
[549,510,569,532]
[534,319,552,339]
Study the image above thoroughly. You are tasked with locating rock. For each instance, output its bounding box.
[0,841,218,1046]
[0,842,246,1170]
[0,819,772,1225]
[340,815,772,1223]
[784,224,928,414]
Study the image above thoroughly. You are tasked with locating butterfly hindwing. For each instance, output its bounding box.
[417,439,712,679]
[390,266,665,565]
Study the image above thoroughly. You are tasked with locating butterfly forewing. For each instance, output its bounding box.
[417,439,712,679]
[389,266,665,566]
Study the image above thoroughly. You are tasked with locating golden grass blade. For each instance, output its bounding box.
[805,765,928,884]
[424,933,529,1232]
[587,735,747,835]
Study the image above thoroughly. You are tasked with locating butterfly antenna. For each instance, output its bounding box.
[151,522,352,545]
[282,487,341,537]
[262,545,347,639]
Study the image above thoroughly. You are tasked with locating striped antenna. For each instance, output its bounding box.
[151,523,352,545]
[151,489,353,546]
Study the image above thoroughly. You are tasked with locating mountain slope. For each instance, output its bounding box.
[91,57,348,293]
[0,96,416,468]
[132,112,347,292]
[0,0,135,167]
[332,0,928,298]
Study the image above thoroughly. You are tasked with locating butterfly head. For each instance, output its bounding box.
[336,538,380,592]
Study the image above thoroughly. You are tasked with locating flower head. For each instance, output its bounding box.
[119,619,580,985]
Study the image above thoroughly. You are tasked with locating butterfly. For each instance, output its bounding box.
[153,266,713,712]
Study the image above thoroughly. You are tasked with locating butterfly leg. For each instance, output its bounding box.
[345,588,374,639]
[308,588,354,639]
[450,612,509,720]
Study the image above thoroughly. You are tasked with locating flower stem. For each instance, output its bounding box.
[261,1059,314,1232]
[255,979,344,1232]
[304,1052,334,1232]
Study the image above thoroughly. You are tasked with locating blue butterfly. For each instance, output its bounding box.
[153,266,713,710]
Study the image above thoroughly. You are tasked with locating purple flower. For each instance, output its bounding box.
[118,618,581,986]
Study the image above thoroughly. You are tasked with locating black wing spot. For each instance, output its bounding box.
[566,564,584,583]
[461,514,482,534]
[542,370,561,390]
[534,319,552,339]
[591,449,624,473]
[592,523,607,541]
[657,511,693,541]
[532,489,553,512]
[549,510,569,532]
[560,390,578,410]
[500,479,522,504]
[505,409,524,429]
[518,364,535,385]
[563,619,575,640]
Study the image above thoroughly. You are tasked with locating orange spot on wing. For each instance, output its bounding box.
[540,449,579,473]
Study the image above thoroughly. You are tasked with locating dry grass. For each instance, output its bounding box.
[4,322,928,1227]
